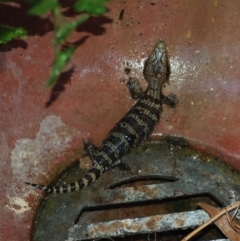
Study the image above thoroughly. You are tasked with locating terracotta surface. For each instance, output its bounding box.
[0,1,240,240]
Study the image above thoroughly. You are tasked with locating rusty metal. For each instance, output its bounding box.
[69,210,210,239]
[32,137,240,241]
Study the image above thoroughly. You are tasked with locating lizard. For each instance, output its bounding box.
[25,40,178,194]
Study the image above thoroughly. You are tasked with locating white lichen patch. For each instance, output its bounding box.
[5,195,31,214]
[11,115,85,184]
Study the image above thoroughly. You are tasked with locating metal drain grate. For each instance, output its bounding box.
[32,137,240,241]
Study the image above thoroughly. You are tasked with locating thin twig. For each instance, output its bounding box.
[226,205,240,233]
[181,201,240,241]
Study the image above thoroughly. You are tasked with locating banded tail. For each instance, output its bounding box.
[25,165,104,194]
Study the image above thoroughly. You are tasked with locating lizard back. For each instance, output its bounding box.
[26,40,177,194]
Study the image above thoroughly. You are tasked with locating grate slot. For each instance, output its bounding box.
[31,139,240,241]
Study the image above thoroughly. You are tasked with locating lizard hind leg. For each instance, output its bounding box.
[109,159,131,171]
[83,138,98,161]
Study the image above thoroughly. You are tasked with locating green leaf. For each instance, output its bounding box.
[54,14,89,45]
[46,45,76,88]
[28,0,59,15]
[0,24,27,44]
[74,0,110,15]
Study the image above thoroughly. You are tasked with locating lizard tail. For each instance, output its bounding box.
[25,167,101,194]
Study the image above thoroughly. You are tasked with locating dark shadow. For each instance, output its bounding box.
[60,1,80,17]
[55,0,112,23]
[0,38,27,52]
[59,0,76,12]
[0,2,54,52]
[0,2,113,51]
[44,35,88,107]
[45,67,75,108]
[0,2,113,104]
[0,2,54,36]
[76,15,113,36]
[66,35,89,49]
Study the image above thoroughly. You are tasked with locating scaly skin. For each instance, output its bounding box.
[25,40,178,194]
